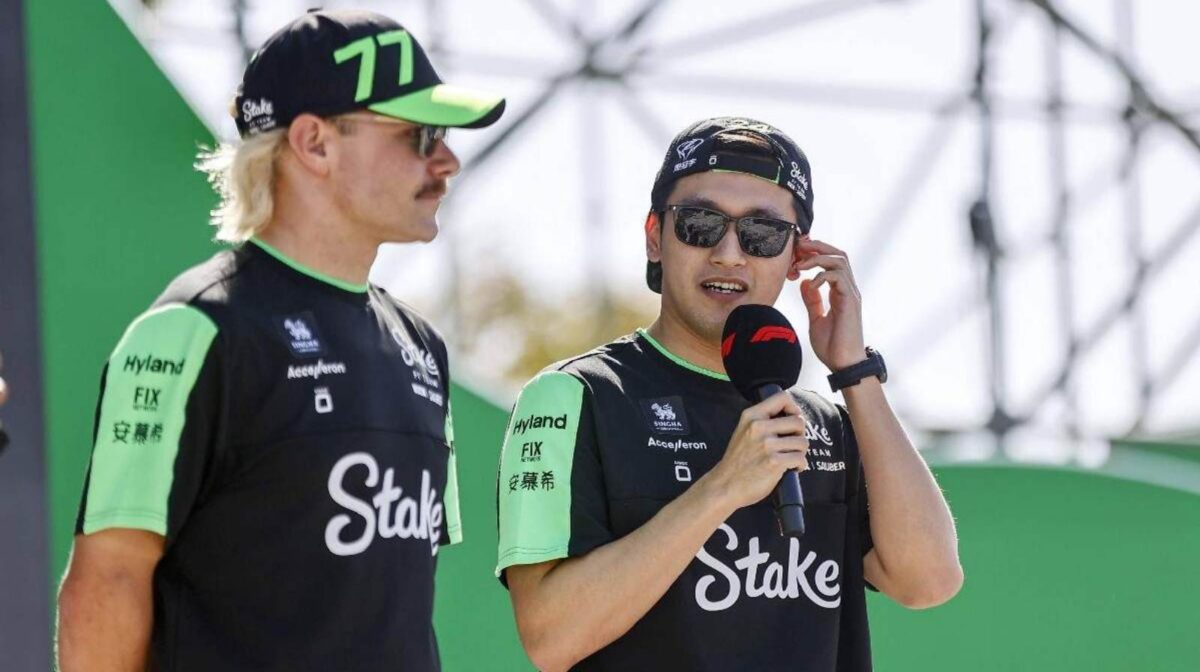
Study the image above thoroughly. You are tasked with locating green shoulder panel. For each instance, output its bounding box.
[496,370,585,575]
[83,304,218,535]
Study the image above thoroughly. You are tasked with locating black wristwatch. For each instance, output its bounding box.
[827,347,887,392]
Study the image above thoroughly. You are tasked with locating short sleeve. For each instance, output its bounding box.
[443,402,462,545]
[496,370,611,582]
[76,304,220,541]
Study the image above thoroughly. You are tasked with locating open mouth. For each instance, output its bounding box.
[700,280,748,295]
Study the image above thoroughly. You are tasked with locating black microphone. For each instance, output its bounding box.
[721,304,805,537]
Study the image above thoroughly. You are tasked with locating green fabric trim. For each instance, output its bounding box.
[444,404,462,545]
[249,238,369,294]
[636,328,730,381]
[370,84,503,127]
[496,371,584,576]
[711,166,784,184]
[83,304,219,535]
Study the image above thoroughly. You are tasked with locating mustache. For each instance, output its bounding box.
[417,180,448,199]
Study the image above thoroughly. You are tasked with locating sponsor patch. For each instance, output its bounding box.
[640,396,690,435]
[276,312,324,357]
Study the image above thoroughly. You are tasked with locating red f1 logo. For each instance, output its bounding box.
[750,326,797,344]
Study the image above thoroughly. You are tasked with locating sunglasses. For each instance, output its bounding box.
[665,204,800,258]
[332,114,448,158]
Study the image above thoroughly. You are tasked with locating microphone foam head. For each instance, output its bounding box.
[721,304,803,401]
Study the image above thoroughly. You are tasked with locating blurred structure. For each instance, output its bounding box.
[112,0,1200,451]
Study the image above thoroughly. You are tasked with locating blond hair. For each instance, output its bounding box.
[195,129,289,242]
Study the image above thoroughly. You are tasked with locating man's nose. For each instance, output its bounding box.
[709,222,746,266]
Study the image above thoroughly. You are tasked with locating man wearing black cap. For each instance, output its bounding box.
[497,118,962,671]
[57,10,503,671]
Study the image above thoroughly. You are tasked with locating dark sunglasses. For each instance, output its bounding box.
[333,114,448,158]
[665,204,799,258]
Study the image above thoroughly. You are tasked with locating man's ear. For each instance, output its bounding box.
[286,113,333,177]
[787,232,809,281]
[645,211,663,263]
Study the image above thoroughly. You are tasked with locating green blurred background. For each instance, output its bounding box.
[14,0,1200,669]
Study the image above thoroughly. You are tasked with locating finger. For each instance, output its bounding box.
[773,452,810,473]
[812,270,860,300]
[794,254,849,272]
[800,279,826,320]
[758,415,810,439]
[766,435,810,455]
[744,390,803,421]
[0,377,7,407]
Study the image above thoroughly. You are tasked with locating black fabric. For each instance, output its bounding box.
[77,243,456,672]
[505,333,873,671]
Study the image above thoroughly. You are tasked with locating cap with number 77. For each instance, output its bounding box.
[233,9,506,137]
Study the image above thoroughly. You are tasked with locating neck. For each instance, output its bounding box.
[646,309,726,375]
[260,183,379,288]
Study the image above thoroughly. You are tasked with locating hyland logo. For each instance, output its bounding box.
[648,436,708,452]
[511,413,567,435]
[694,523,841,612]
[122,354,185,376]
[286,359,347,381]
[640,396,690,435]
[277,313,324,357]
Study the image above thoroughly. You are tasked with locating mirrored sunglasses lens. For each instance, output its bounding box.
[676,208,729,247]
[739,219,792,257]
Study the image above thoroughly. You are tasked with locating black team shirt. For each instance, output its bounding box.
[497,330,873,671]
[76,240,461,671]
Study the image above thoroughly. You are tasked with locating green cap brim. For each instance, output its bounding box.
[369,84,505,129]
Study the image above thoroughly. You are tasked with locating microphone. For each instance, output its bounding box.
[721,304,805,537]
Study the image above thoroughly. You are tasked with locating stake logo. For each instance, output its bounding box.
[694,524,841,612]
[325,453,444,557]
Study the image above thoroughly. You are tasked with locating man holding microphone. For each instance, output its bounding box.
[497,117,962,671]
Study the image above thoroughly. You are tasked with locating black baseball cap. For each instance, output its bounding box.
[646,117,814,293]
[233,10,505,137]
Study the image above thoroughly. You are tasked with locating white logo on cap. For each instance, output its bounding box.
[788,161,809,200]
[241,98,277,134]
[676,138,704,161]
[242,98,274,123]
